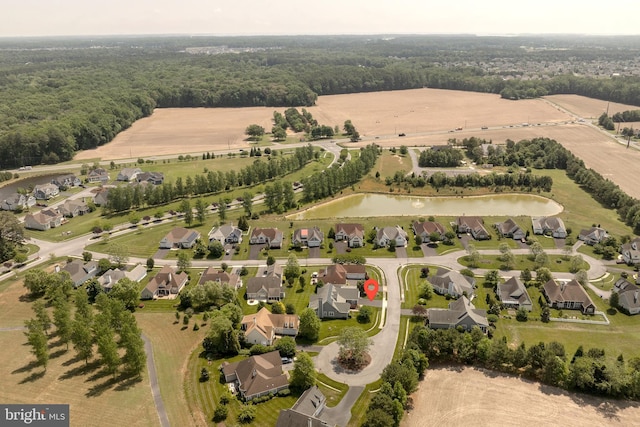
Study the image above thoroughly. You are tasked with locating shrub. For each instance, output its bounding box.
[277,389,291,397]
[212,405,228,422]
[487,314,499,323]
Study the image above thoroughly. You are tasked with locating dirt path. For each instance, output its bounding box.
[402,367,640,427]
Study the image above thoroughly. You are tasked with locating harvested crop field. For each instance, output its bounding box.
[74,88,640,199]
[545,94,640,119]
[402,367,640,427]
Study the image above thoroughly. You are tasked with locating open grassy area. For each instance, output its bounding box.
[458,253,589,272]
[315,373,349,408]
[369,150,412,179]
[0,277,159,427]
[317,307,381,343]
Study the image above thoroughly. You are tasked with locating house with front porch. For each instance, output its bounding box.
[33,183,60,200]
[249,227,283,249]
[87,168,109,183]
[376,226,408,248]
[24,209,63,231]
[542,279,595,314]
[495,218,526,240]
[208,224,243,244]
[246,265,284,302]
[220,351,289,401]
[427,296,488,333]
[1,193,36,211]
[141,266,188,299]
[241,307,299,345]
[428,268,476,298]
[412,220,447,243]
[292,227,324,248]
[334,223,365,248]
[456,216,490,240]
[532,216,567,238]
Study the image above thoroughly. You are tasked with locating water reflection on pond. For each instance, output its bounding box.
[290,193,563,220]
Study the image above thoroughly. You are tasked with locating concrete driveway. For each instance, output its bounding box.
[248,243,266,260]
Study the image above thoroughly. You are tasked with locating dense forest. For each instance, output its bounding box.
[2,35,640,168]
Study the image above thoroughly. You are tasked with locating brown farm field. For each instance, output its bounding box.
[74,87,640,198]
[402,367,640,427]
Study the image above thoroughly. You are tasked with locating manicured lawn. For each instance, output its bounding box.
[347,379,383,427]
[186,352,299,427]
[369,150,412,179]
[458,253,589,273]
[315,373,349,408]
[317,307,381,343]
[400,265,442,309]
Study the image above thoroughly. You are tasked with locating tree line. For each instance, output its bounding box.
[4,35,640,168]
[406,325,640,399]
[104,145,315,213]
[300,144,379,202]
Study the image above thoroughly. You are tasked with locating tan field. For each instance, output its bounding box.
[402,367,640,427]
[0,278,158,427]
[74,88,640,199]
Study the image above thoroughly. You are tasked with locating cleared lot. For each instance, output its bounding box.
[402,367,640,427]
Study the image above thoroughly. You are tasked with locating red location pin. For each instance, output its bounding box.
[363,278,379,301]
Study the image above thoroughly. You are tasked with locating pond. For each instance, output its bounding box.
[0,174,59,201]
[289,193,563,220]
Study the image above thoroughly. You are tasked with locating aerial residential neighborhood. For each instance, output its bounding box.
[4,32,640,427]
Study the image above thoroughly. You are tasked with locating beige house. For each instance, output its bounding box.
[159,227,200,249]
[241,307,299,345]
[24,209,63,231]
[427,296,488,333]
[198,267,241,289]
[141,266,188,300]
[221,351,289,400]
[542,279,595,314]
[334,223,364,248]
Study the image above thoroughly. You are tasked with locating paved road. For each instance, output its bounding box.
[320,385,364,427]
[143,334,170,427]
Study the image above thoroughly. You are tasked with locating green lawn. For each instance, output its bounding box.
[317,307,381,343]
[315,373,349,408]
[458,253,589,273]
[187,352,298,427]
[369,150,412,179]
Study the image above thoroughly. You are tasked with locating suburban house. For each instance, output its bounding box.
[136,171,164,185]
[249,227,283,249]
[246,265,285,302]
[613,278,640,315]
[198,267,241,289]
[428,268,476,298]
[412,220,447,243]
[220,351,289,401]
[334,223,365,248]
[59,198,90,218]
[92,187,110,206]
[318,264,367,286]
[427,296,489,333]
[276,386,334,427]
[532,216,567,238]
[141,266,188,300]
[1,193,36,211]
[542,279,596,314]
[98,265,148,292]
[309,284,359,319]
[578,227,608,245]
[495,218,526,240]
[621,237,640,265]
[240,307,299,345]
[208,224,243,244]
[117,167,142,182]
[456,216,490,240]
[292,227,324,248]
[376,225,408,247]
[33,183,60,200]
[159,227,201,249]
[497,276,533,311]
[60,259,99,288]
[51,174,81,188]
[24,209,63,231]
[87,168,109,183]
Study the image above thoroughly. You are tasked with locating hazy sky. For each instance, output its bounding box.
[2,0,640,38]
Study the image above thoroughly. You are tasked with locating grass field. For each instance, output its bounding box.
[0,277,159,427]
[458,253,589,272]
